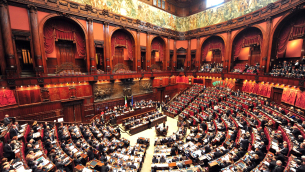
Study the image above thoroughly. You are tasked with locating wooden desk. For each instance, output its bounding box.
[108,106,155,124]
[129,116,166,135]
[74,164,85,172]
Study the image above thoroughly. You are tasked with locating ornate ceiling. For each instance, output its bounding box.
[70,0,277,32]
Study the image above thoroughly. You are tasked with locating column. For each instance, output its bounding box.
[226,30,232,73]
[0,0,17,76]
[173,39,177,70]
[186,39,191,70]
[103,22,110,73]
[196,37,201,70]
[261,18,271,73]
[166,37,170,71]
[0,19,6,75]
[87,18,96,74]
[28,5,44,75]
[146,32,151,71]
[136,29,141,72]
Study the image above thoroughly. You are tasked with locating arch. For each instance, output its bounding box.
[200,36,225,64]
[110,29,136,72]
[150,36,166,71]
[230,27,263,71]
[268,9,305,71]
[199,34,227,50]
[38,14,89,74]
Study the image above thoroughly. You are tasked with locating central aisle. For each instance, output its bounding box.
[120,116,186,172]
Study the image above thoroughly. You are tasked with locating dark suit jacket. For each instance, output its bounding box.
[3,144,14,158]
[10,128,18,139]
[272,166,284,172]
[280,148,288,156]
[4,117,11,126]
[87,150,95,160]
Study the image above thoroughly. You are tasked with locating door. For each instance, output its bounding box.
[212,50,222,64]
[113,47,124,67]
[63,101,83,122]
[250,46,260,66]
[56,40,75,65]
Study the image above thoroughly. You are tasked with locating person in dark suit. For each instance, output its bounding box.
[276,143,288,162]
[55,158,65,171]
[152,156,158,163]
[87,147,95,160]
[160,156,166,163]
[129,162,137,169]
[3,114,11,126]
[272,160,284,172]
[100,162,109,172]
[3,140,15,161]
[170,145,177,156]
[296,161,305,172]
[240,137,249,150]
[9,125,18,139]
[100,152,107,162]
[258,141,267,153]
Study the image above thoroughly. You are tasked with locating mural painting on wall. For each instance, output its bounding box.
[71,0,276,31]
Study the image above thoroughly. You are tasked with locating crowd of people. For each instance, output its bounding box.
[199,63,223,73]
[2,84,305,172]
[270,59,305,78]
[231,63,259,74]
[153,86,305,172]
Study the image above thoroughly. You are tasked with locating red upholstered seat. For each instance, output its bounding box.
[0,142,3,160]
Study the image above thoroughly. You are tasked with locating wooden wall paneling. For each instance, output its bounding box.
[18,90,31,105]
[271,87,283,104]
[30,89,41,103]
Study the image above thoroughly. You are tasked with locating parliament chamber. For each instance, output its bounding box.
[1,0,305,171]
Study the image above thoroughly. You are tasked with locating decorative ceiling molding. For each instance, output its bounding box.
[7,0,305,40]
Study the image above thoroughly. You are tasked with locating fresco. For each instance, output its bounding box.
[70,0,277,32]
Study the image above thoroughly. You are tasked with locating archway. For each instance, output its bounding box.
[151,37,166,71]
[270,10,305,73]
[111,29,135,73]
[231,27,263,73]
[42,17,87,74]
[201,36,225,72]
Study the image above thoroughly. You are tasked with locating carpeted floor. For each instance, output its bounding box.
[119,115,189,172]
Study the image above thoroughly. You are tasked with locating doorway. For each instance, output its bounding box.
[15,40,34,75]
[177,55,186,70]
[62,100,83,122]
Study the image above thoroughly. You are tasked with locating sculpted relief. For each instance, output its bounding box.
[70,0,277,31]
